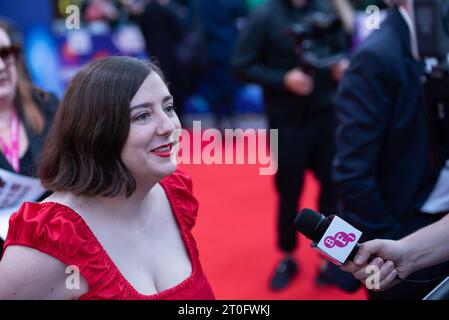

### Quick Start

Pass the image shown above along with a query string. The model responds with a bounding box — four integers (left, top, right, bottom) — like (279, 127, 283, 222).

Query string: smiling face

(121, 71, 181, 182)
(0, 27, 18, 105)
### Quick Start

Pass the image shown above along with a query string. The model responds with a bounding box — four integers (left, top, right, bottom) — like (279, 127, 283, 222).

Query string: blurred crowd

(49, 0, 387, 129)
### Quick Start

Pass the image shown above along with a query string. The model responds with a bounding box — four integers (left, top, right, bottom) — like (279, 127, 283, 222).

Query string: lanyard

(0, 109, 20, 173)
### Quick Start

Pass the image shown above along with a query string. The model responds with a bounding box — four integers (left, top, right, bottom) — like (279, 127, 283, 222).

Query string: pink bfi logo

(324, 231, 356, 248)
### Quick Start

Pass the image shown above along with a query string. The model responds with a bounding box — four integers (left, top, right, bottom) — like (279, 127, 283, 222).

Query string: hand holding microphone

(340, 239, 411, 291)
(295, 208, 449, 292)
(294, 208, 401, 291)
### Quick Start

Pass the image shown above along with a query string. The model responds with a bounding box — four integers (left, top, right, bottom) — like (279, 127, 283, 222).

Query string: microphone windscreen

(294, 208, 324, 242)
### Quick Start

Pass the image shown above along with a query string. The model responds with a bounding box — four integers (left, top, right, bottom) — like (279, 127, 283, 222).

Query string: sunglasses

(0, 44, 20, 63)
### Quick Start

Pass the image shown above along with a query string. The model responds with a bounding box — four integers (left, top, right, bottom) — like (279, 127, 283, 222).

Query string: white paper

(0, 205, 20, 241)
(0, 168, 47, 240)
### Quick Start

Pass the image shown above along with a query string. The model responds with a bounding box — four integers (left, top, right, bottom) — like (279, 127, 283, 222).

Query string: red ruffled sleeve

(3, 202, 124, 300)
(4, 202, 96, 263)
(160, 169, 199, 231)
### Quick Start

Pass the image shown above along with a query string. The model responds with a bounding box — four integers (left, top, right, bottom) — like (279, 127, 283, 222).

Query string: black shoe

(269, 258, 298, 291)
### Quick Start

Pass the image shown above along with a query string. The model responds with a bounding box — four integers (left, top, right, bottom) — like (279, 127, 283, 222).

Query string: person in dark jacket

(231, 0, 349, 290)
(0, 20, 58, 257)
(333, 1, 449, 299)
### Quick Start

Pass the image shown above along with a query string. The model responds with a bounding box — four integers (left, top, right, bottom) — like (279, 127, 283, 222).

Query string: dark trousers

(269, 110, 338, 253)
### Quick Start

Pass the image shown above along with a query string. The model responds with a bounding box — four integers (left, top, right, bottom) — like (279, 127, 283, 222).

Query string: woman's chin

(163, 162, 178, 176)
(152, 162, 178, 179)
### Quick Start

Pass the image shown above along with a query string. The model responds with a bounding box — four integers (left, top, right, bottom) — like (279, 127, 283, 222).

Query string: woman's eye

(135, 112, 151, 121)
(165, 105, 176, 114)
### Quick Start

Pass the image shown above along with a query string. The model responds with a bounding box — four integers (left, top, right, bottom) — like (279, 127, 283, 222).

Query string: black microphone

(294, 208, 362, 264)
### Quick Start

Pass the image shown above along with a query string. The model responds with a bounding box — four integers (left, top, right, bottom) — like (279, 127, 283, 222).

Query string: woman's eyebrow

(130, 102, 152, 111)
(130, 95, 173, 111)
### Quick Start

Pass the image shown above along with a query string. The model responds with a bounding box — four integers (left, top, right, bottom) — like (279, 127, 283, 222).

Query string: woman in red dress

(0, 56, 215, 300)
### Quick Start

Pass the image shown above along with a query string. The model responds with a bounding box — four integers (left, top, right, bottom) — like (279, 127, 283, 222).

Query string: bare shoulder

(0, 245, 88, 300)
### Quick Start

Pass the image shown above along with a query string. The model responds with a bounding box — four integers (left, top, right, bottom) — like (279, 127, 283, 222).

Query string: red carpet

(177, 131, 367, 299)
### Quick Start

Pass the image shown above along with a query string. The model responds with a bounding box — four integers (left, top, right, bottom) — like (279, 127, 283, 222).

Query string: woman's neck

(92, 180, 158, 214)
(47, 178, 160, 227)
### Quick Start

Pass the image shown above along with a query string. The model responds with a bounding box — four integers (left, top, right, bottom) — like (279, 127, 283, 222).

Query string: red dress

(3, 170, 215, 300)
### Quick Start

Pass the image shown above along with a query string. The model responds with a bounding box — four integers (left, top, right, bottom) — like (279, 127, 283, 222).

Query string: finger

(364, 261, 395, 291)
(341, 261, 362, 273)
(354, 240, 387, 265)
(374, 269, 399, 292)
(378, 260, 395, 282)
(353, 257, 384, 281)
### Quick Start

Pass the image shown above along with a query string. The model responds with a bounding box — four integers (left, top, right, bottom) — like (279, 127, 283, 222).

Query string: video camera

(285, 11, 347, 74)
(414, 0, 449, 167)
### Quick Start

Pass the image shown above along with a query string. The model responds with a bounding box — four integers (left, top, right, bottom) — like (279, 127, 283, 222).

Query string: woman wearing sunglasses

(0, 21, 59, 256)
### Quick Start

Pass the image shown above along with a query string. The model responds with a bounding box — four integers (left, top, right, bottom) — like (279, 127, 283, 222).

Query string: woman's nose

(156, 113, 176, 136)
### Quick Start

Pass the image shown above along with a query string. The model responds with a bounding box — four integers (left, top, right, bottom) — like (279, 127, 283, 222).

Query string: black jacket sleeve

(333, 49, 403, 241)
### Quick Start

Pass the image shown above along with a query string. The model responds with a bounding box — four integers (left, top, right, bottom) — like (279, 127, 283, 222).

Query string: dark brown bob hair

(39, 56, 165, 197)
